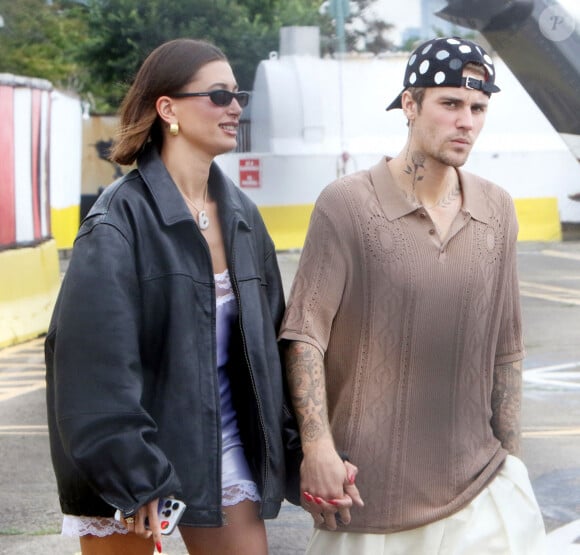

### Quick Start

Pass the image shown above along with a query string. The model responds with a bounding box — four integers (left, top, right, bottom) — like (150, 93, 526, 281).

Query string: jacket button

(429, 229, 435, 235)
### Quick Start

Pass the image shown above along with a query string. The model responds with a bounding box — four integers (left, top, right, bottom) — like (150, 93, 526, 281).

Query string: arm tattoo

(285, 341, 330, 444)
(490, 361, 522, 456)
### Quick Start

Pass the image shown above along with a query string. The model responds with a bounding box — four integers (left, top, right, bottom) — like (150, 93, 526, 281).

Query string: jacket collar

(369, 156, 491, 225)
(136, 143, 250, 229)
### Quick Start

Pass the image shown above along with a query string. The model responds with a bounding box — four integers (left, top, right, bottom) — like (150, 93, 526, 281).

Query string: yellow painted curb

(514, 197, 562, 242)
(51, 205, 80, 250)
(258, 204, 314, 251)
(259, 198, 563, 249)
(0, 240, 60, 348)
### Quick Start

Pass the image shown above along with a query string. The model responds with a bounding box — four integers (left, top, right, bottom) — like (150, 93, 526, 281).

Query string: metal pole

(335, 0, 347, 174)
(336, 0, 346, 54)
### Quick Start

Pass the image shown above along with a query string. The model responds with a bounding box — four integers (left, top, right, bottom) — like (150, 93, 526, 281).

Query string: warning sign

(239, 158, 260, 188)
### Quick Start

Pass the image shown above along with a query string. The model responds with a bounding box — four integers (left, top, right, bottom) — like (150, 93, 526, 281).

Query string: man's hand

(343, 460, 364, 509)
(285, 341, 364, 528)
(300, 444, 364, 530)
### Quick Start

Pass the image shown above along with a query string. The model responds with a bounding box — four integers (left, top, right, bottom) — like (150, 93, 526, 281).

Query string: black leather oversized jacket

(45, 144, 300, 526)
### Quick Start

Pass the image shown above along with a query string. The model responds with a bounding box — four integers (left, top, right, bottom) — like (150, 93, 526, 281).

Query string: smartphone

(114, 497, 186, 536)
(150, 497, 186, 535)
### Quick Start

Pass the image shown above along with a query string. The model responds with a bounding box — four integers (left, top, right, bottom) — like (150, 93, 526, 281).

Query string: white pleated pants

(307, 455, 546, 555)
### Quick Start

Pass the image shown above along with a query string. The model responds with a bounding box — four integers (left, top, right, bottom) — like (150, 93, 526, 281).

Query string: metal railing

(235, 119, 251, 152)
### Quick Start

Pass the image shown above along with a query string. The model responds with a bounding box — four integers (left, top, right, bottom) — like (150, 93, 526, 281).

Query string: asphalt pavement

(0, 242, 579, 555)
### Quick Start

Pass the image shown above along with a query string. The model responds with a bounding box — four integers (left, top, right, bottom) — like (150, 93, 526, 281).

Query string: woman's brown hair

(110, 38, 227, 166)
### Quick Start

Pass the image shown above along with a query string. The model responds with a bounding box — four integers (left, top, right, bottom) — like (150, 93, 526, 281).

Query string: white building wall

(238, 53, 580, 224)
(50, 90, 82, 210)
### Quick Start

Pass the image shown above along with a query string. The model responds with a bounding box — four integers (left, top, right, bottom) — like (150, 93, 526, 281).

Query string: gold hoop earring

(169, 122, 179, 136)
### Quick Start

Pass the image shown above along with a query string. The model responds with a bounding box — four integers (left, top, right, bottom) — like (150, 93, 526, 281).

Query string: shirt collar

(457, 168, 491, 225)
(369, 157, 491, 225)
(369, 157, 416, 221)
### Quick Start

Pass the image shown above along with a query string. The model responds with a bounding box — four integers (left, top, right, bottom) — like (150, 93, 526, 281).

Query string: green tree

(80, 0, 332, 113)
(0, 0, 87, 89)
(352, 0, 395, 53)
(323, 0, 395, 54)
(0, 0, 394, 113)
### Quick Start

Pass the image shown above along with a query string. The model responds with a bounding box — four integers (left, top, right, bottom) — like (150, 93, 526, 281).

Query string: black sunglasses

(171, 89, 250, 108)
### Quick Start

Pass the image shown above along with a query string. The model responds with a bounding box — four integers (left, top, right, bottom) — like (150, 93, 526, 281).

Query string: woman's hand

(123, 498, 163, 553)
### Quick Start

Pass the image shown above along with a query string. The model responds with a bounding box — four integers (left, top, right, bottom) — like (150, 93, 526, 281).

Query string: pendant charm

(198, 210, 209, 230)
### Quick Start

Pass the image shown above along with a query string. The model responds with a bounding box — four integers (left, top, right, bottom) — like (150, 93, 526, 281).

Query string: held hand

(300, 444, 361, 530)
(123, 499, 163, 553)
(301, 459, 365, 530)
(343, 460, 364, 509)
(300, 441, 348, 502)
(302, 490, 354, 530)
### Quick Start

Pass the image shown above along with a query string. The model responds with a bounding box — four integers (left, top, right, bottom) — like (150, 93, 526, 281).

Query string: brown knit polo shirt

(279, 157, 524, 533)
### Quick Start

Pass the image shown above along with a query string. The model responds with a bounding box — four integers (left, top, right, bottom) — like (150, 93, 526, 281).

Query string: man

(279, 37, 546, 554)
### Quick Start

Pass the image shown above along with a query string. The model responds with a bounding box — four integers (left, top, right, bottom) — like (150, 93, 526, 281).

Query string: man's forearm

(284, 341, 332, 445)
(491, 360, 522, 456)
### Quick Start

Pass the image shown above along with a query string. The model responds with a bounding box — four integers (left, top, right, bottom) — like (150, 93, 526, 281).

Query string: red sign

(239, 158, 260, 188)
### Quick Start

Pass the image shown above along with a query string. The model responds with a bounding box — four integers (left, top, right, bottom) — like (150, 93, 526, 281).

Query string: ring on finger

(125, 516, 135, 525)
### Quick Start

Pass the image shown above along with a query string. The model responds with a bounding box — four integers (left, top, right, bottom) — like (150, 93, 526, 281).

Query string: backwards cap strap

(461, 76, 495, 95)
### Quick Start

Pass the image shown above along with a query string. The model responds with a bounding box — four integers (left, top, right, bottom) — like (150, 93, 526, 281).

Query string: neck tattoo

(403, 151, 426, 190)
(422, 181, 461, 209)
(402, 150, 460, 209)
(182, 186, 210, 230)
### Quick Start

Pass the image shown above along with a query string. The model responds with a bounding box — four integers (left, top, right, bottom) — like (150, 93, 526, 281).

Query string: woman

(45, 38, 298, 555)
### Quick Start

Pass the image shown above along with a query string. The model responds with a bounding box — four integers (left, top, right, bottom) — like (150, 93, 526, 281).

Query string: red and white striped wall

(0, 74, 52, 249)
(0, 74, 61, 348)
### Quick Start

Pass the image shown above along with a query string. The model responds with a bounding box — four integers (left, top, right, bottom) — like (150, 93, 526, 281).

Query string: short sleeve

(279, 185, 351, 355)
(495, 198, 525, 365)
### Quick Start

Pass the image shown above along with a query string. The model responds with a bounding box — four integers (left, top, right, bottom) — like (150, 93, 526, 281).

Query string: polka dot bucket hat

(386, 37, 500, 110)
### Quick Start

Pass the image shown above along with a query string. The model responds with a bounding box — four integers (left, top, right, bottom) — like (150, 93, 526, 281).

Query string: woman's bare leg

(179, 500, 268, 555)
(80, 533, 155, 555)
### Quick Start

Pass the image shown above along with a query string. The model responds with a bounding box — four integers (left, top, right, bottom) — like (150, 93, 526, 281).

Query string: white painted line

(519, 291, 580, 306)
(0, 425, 48, 431)
(519, 280, 580, 306)
(0, 338, 44, 355)
(0, 364, 45, 369)
(523, 427, 580, 438)
(0, 380, 46, 386)
(0, 431, 49, 436)
(526, 371, 580, 379)
(0, 382, 46, 402)
(524, 377, 580, 389)
(525, 362, 580, 374)
(0, 371, 46, 378)
(520, 280, 580, 295)
(542, 249, 580, 262)
(553, 275, 580, 281)
(524, 362, 580, 389)
(520, 281, 580, 306)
